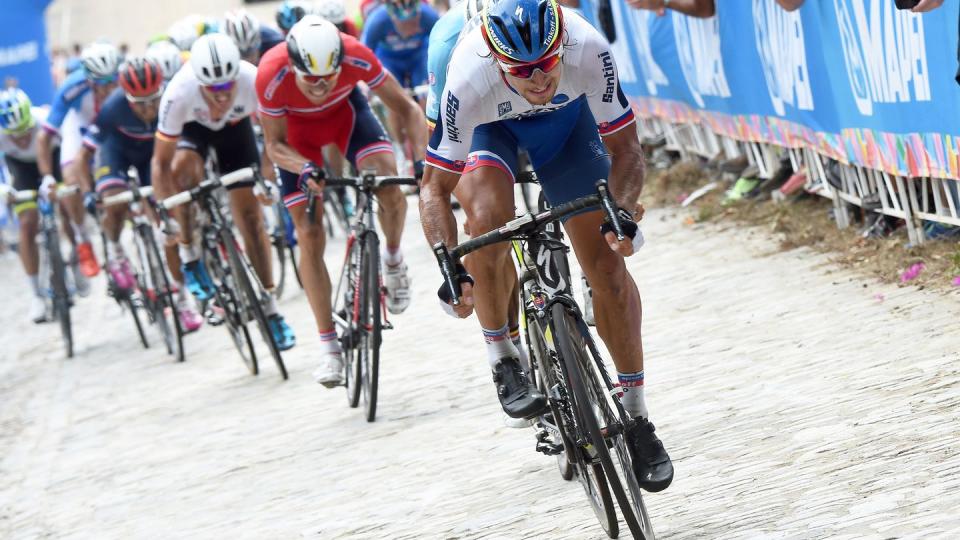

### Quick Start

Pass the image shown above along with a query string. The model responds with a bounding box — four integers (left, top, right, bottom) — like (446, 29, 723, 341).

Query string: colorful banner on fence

(577, 0, 960, 179)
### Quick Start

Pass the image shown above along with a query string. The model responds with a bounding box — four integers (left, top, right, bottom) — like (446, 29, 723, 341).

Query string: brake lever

(596, 180, 625, 241)
(306, 189, 317, 225)
(432, 242, 462, 306)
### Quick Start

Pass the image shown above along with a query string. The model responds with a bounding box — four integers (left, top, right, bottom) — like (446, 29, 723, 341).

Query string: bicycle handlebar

(306, 172, 417, 224)
(434, 179, 625, 305)
(0, 183, 77, 203)
(102, 186, 154, 207)
(160, 167, 256, 210)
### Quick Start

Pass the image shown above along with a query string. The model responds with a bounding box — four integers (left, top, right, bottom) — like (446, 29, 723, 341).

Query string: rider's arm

(74, 145, 96, 193)
(259, 113, 309, 174)
(373, 73, 428, 161)
(419, 166, 460, 248)
(602, 125, 645, 214)
(36, 129, 57, 178)
(150, 136, 178, 197)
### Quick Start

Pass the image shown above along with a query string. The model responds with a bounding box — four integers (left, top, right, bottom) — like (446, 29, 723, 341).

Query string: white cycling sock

(383, 246, 403, 267)
(27, 274, 42, 298)
(509, 325, 530, 371)
(71, 221, 88, 244)
(178, 243, 201, 264)
(618, 371, 648, 419)
(483, 324, 520, 370)
(107, 240, 123, 260)
(263, 292, 279, 316)
(319, 328, 340, 353)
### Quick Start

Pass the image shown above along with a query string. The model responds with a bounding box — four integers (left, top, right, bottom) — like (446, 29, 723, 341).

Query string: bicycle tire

(223, 229, 288, 380)
(206, 236, 258, 375)
(553, 303, 654, 540)
(47, 229, 73, 358)
(360, 232, 381, 422)
(271, 203, 288, 299)
(341, 235, 363, 408)
(141, 227, 184, 362)
(125, 294, 150, 349)
(526, 317, 576, 482)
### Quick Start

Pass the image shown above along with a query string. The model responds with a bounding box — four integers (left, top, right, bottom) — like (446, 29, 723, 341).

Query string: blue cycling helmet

(0, 88, 34, 134)
(481, 0, 563, 64)
(277, 1, 311, 33)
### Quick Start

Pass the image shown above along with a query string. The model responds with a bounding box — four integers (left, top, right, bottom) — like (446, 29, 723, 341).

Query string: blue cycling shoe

(268, 314, 296, 351)
(181, 260, 216, 302)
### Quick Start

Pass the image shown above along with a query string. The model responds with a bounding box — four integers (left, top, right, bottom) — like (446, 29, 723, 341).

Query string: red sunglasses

(499, 52, 564, 79)
(204, 80, 236, 93)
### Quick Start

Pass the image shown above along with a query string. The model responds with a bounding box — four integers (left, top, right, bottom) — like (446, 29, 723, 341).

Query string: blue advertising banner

(0, 0, 54, 105)
(577, 0, 960, 179)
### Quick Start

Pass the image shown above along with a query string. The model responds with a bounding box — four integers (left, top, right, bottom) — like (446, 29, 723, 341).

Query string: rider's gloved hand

(600, 207, 644, 256)
(413, 159, 426, 181)
(39, 174, 57, 200)
(297, 161, 324, 193)
(254, 180, 280, 205)
(437, 262, 475, 318)
(83, 191, 99, 216)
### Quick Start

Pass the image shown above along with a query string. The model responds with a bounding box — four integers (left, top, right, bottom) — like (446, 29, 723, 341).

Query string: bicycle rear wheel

(207, 239, 258, 375)
(47, 229, 73, 358)
(359, 232, 381, 422)
(223, 229, 288, 380)
(553, 303, 655, 540)
(271, 202, 288, 299)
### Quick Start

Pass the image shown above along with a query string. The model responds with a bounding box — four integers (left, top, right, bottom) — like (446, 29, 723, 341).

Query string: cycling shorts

(177, 117, 259, 190)
(464, 96, 610, 219)
(380, 54, 428, 91)
(278, 88, 394, 208)
(93, 139, 153, 194)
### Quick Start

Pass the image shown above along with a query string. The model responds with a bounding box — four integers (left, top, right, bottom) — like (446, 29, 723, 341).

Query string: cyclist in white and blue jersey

(36, 42, 122, 289)
(420, 0, 673, 493)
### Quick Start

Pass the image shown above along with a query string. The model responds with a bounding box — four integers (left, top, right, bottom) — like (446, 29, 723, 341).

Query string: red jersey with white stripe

(256, 34, 387, 120)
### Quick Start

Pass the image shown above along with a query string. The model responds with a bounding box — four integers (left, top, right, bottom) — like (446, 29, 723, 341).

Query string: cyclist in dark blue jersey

(77, 57, 204, 332)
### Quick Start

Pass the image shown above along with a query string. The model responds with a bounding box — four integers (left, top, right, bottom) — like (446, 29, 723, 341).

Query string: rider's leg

(17, 207, 40, 285)
(288, 202, 333, 332)
(169, 149, 203, 267)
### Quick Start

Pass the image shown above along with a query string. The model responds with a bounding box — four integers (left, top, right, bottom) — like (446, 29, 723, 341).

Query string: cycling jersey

(260, 26, 285, 57)
(425, 3, 476, 125)
(43, 69, 101, 165)
(0, 107, 48, 162)
(257, 34, 387, 121)
(361, 4, 438, 88)
(83, 89, 157, 193)
(360, 0, 383, 21)
(157, 61, 259, 138)
(426, 8, 634, 174)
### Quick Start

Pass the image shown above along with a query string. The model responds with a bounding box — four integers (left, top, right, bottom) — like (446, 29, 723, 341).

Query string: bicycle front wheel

(141, 227, 184, 362)
(47, 230, 73, 358)
(552, 303, 655, 540)
(359, 232, 381, 422)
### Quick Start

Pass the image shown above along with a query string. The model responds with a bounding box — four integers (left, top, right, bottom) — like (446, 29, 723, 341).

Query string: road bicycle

(307, 170, 418, 422)
(161, 167, 288, 379)
(101, 185, 185, 362)
(434, 181, 657, 539)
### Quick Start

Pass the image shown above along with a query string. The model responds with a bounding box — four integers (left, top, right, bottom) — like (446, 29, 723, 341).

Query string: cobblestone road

(1, 206, 959, 539)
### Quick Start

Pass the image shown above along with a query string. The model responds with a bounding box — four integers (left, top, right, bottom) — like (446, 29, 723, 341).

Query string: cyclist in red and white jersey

(257, 15, 427, 387)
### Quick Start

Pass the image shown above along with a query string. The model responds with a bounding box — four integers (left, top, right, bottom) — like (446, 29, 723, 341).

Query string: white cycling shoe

(384, 262, 411, 315)
(30, 296, 49, 324)
(312, 351, 345, 388)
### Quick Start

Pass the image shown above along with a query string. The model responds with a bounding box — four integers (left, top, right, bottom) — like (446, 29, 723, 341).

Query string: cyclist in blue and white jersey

(0, 89, 61, 322)
(424, 0, 484, 129)
(362, 0, 438, 93)
(76, 57, 205, 333)
(222, 10, 286, 66)
(36, 42, 121, 290)
(419, 0, 673, 492)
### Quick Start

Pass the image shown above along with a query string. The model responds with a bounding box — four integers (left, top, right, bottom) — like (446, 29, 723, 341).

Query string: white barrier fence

(641, 115, 960, 246)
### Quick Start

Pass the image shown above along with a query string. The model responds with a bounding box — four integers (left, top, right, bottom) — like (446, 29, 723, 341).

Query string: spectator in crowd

(627, 0, 715, 17)
(775, 0, 803, 10)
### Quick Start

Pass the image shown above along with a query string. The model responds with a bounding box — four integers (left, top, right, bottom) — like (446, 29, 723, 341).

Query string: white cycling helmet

(146, 40, 183, 80)
(464, 0, 485, 22)
(80, 42, 121, 79)
(168, 14, 212, 51)
(190, 33, 242, 85)
(285, 15, 343, 77)
(223, 10, 262, 55)
(315, 0, 347, 25)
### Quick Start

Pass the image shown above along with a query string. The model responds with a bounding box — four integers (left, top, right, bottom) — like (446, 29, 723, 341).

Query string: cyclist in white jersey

(420, 0, 673, 492)
(0, 90, 59, 322)
(151, 34, 296, 350)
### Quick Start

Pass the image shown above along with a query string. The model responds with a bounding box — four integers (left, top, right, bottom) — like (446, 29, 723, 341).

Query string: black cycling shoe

(627, 417, 674, 493)
(493, 357, 548, 419)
